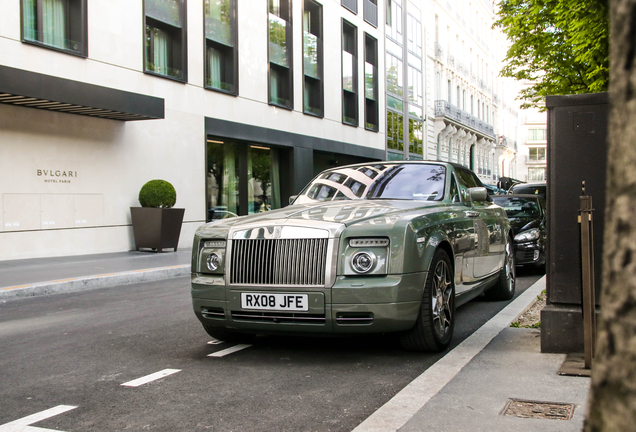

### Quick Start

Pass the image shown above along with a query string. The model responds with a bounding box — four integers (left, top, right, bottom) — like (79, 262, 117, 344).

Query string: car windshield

(493, 197, 540, 218)
(294, 164, 447, 204)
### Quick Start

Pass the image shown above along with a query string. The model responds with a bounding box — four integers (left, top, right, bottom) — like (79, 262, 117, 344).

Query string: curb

(0, 265, 190, 301)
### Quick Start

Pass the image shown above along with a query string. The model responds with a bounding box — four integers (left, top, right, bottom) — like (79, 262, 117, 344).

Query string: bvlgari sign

(37, 169, 78, 184)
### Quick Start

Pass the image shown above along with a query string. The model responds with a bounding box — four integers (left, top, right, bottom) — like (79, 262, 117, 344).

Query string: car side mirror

(289, 195, 297, 205)
(467, 187, 488, 203)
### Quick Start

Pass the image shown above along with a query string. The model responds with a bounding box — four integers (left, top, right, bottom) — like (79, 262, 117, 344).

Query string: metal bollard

(578, 181, 597, 369)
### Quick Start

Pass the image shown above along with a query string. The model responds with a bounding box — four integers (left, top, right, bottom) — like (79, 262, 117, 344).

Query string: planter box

(130, 207, 185, 252)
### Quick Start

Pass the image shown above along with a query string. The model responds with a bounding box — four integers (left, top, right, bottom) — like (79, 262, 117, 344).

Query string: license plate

(241, 293, 308, 311)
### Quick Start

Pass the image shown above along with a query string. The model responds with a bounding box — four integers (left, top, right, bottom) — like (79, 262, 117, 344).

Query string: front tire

(485, 235, 516, 300)
(400, 249, 455, 352)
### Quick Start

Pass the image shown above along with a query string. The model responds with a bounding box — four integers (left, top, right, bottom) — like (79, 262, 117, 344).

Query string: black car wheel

(400, 249, 455, 352)
(485, 236, 516, 300)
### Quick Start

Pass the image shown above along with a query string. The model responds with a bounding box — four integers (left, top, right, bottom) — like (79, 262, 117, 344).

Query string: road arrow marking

(0, 405, 76, 431)
(121, 369, 181, 387)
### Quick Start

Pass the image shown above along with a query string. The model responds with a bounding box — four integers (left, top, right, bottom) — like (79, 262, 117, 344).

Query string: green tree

(494, 0, 609, 109)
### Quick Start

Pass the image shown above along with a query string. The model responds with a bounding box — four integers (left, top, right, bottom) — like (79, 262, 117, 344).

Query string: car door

(468, 171, 504, 277)
(447, 172, 477, 294)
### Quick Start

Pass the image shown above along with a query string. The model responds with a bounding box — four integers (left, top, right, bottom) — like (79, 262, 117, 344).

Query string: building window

(409, 112, 423, 158)
(268, 0, 293, 109)
(387, 96, 403, 155)
(386, 0, 402, 41)
(528, 128, 547, 141)
(303, 0, 323, 117)
(342, 20, 358, 126)
(528, 167, 546, 181)
(364, 33, 378, 131)
(529, 147, 546, 161)
(408, 66, 422, 106)
(204, 0, 237, 94)
(364, 0, 378, 27)
(144, 0, 187, 81)
(387, 54, 403, 97)
(206, 139, 281, 219)
(21, 0, 87, 57)
(342, 0, 357, 14)
(406, 11, 422, 57)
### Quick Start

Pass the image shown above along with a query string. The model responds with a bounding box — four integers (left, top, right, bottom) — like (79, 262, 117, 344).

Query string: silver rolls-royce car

(191, 162, 515, 352)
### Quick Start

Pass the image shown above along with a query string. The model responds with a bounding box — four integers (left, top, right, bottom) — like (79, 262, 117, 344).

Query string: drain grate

(501, 399, 575, 420)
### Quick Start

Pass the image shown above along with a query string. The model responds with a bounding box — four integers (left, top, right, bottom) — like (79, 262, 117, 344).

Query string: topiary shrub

(138, 180, 177, 208)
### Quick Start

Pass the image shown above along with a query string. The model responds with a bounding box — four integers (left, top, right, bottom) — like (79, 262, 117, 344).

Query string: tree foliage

(494, 0, 609, 109)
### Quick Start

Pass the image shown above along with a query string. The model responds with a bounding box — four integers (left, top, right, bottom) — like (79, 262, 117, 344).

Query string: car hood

(195, 200, 445, 238)
(508, 216, 541, 234)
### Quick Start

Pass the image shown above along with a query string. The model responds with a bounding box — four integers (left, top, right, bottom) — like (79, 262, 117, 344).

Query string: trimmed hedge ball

(138, 180, 177, 208)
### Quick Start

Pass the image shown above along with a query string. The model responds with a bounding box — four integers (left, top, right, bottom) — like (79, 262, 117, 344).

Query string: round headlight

(351, 251, 376, 274)
(206, 252, 222, 271)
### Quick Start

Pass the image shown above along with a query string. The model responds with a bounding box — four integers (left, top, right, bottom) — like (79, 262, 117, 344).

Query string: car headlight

(351, 251, 377, 274)
(514, 228, 540, 243)
(206, 252, 222, 271)
(199, 240, 226, 274)
(343, 237, 389, 276)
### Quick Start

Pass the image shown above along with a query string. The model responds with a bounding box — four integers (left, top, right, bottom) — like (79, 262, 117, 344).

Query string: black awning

(0, 65, 164, 121)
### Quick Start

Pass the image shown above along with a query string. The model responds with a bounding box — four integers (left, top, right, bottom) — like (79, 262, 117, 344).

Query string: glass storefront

(206, 138, 282, 220)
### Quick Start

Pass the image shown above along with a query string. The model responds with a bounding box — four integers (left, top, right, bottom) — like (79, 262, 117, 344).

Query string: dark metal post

(579, 181, 597, 368)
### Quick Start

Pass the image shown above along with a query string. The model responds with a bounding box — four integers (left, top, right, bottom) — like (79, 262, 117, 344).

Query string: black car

(492, 194, 546, 267)
(509, 182, 546, 199)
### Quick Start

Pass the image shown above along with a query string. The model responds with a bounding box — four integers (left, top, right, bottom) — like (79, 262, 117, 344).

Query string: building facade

(0, 0, 385, 260)
(0, 0, 524, 261)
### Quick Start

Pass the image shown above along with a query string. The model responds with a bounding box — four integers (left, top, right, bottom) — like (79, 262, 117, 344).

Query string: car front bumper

(514, 241, 545, 266)
(191, 272, 427, 335)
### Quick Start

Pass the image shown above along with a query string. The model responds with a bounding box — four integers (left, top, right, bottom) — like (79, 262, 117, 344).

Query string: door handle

(465, 211, 480, 218)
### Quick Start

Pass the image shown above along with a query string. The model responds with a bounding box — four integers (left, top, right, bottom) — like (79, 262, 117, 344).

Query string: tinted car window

(455, 168, 479, 189)
(492, 197, 541, 217)
(511, 184, 546, 198)
(294, 163, 447, 204)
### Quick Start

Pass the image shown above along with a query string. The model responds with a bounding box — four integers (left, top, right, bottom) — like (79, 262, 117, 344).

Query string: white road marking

(208, 344, 252, 357)
(352, 276, 547, 432)
(207, 339, 224, 345)
(121, 369, 181, 387)
(0, 405, 76, 432)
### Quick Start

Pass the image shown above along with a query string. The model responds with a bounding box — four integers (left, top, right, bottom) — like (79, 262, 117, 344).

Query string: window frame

(203, 0, 239, 95)
(143, 0, 188, 83)
(363, 32, 378, 131)
(20, 0, 88, 58)
(267, 0, 294, 110)
(341, 19, 358, 127)
(302, 0, 324, 118)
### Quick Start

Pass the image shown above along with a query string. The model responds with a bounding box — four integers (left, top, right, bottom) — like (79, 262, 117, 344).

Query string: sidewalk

(0, 252, 591, 431)
(0, 249, 191, 301)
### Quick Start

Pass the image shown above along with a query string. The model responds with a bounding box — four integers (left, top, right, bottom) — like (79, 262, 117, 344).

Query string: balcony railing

(434, 100, 494, 138)
(497, 135, 518, 151)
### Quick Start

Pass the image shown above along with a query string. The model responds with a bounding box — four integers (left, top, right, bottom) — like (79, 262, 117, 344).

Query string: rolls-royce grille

(230, 238, 329, 286)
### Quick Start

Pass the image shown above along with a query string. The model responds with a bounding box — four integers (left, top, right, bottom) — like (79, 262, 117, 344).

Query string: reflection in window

(321, 172, 347, 184)
(269, 0, 293, 108)
(409, 118, 423, 156)
(386, 54, 403, 96)
(303, 0, 323, 116)
(342, 20, 358, 126)
(248, 146, 281, 214)
(387, 110, 403, 152)
(307, 183, 338, 201)
(22, 0, 87, 56)
(206, 140, 239, 220)
(205, 0, 237, 94)
(364, 33, 379, 131)
(366, 165, 446, 201)
(145, 0, 186, 81)
(529, 147, 546, 161)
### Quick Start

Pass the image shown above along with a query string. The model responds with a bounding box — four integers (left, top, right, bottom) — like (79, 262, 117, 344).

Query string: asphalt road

(0, 268, 544, 432)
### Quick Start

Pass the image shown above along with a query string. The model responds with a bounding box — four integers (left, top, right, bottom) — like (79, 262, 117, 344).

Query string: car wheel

(399, 249, 455, 352)
(202, 324, 256, 343)
(485, 235, 516, 300)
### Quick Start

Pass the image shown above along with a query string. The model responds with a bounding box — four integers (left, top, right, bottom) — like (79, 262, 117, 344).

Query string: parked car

(491, 194, 546, 268)
(191, 162, 515, 352)
(509, 181, 546, 199)
(483, 183, 506, 195)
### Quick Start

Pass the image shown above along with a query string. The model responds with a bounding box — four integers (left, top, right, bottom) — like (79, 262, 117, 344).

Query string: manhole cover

(501, 399, 575, 420)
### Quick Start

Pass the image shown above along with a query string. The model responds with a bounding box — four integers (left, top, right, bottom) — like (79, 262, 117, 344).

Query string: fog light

(206, 253, 222, 271)
(533, 250, 540, 261)
(351, 251, 376, 274)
